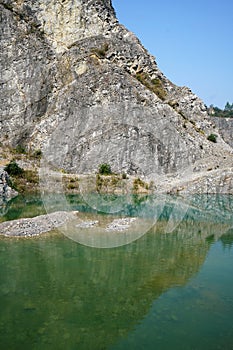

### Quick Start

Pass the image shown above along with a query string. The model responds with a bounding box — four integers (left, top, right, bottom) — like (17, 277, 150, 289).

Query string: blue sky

(112, 0, 233, 109)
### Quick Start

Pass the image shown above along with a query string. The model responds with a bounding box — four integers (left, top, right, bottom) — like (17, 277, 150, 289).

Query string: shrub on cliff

(98, 163, 112, 175)
(4, 160, 24, 176)
(207, 134, 217, 143)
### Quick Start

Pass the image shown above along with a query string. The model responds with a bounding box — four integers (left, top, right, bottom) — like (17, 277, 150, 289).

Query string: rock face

(0, 167, 18, 200)
(212, 117, 233, 148)
(1, 0, 233, 192)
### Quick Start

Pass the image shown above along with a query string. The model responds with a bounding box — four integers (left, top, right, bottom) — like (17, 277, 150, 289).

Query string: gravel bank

(0, 211, 78, 237)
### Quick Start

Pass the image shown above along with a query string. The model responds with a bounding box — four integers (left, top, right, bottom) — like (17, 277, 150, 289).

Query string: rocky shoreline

(0, 211, 139, 238)
(0, 211, 78, 237)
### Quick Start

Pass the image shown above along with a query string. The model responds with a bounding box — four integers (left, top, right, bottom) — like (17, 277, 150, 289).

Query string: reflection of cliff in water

(220, 228, 233, 249)
(1, 193, 233, 226)
(0, 194, 232, 348)
(0, 195, 46, 222)
(0, 221, 217, 350)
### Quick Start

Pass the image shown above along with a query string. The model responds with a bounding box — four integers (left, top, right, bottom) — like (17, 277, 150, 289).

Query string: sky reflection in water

(0, 194, 233, 349)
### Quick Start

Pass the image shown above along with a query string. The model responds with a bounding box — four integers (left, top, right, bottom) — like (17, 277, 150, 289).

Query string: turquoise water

(0, 195, 233, 349)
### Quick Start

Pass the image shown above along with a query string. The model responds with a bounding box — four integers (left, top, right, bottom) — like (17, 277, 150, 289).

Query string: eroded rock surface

(1, 0, 232, 192)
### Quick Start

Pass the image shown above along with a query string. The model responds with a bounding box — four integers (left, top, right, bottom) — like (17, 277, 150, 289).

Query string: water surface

(0, 194, 233, 349)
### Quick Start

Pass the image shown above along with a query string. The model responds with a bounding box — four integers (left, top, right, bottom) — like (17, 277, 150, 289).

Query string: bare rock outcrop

(0, 211, 77, 237)
(1, 0, 232, 192)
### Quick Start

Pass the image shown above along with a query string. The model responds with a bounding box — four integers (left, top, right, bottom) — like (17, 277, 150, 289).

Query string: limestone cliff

(212, 117, 233, 148)
(1, 0, 232, 193)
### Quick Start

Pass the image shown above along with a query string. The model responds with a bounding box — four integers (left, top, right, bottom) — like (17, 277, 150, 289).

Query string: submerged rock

(76, 220, 99, 229)
(106, 217, 137, 232)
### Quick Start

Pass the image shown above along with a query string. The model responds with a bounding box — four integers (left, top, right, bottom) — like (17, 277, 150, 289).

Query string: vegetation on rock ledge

(136, 72, 167, 101)
(98, 163, 112, 175)
(208, 102, 233, 118)
(207, 134, 218, 143)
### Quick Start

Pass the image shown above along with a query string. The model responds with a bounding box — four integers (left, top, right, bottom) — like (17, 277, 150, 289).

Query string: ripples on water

(0, 194, 233, 349)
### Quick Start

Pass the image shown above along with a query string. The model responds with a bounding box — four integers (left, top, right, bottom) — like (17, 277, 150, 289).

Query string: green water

(0, 195, 233, 349)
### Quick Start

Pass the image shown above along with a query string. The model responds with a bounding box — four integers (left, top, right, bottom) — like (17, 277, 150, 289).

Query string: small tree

(224, 102, 233, 111)
(4, 160, 24, 176)
(207, 134, 217, 143)
(98, 163, 112, 175)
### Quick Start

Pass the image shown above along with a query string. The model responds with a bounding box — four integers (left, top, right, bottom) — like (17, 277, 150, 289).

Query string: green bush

(14, 144, 26, 154)
(98, 163, 112, 175)
(7, 169, 39, 193)
(207, 134, 217, 143)
(4, 160, 24, 176)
